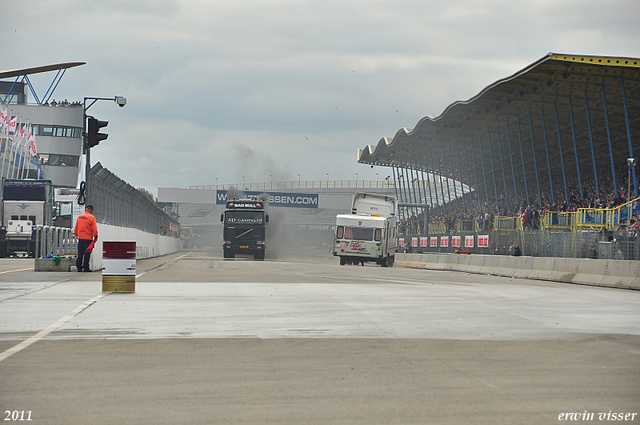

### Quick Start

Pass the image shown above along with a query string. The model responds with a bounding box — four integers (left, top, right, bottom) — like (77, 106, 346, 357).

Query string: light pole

(326, 173, 329, 188)
(270, 174, 273, 189)
(83, 96, 126, 205)
(242, 176, 245, 190)
(215, 177, 218, 189)
(298, 173, 300, 187)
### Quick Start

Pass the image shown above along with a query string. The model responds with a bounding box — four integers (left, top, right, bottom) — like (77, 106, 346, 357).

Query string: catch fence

(402, 229, 639, 261)
(89, 163, 179, 236)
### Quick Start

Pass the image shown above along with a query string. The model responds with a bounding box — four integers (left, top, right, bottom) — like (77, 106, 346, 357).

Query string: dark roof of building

(357, 53, 639, 194)
(0, 62, 85, 79)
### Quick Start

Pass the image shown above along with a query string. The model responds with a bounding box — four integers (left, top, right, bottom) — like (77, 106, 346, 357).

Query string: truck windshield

(225, 211, 264, 225)
(3, 185, 46, 201)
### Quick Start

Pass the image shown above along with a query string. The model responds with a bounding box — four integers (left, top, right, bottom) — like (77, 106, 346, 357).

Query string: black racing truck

(221, 198, 269, 260)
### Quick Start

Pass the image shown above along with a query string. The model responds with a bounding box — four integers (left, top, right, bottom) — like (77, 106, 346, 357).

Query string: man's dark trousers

(76, 239, 93, 272)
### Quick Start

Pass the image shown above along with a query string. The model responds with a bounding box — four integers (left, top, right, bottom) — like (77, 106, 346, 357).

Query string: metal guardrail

(428, 223, 447, 234)
(34, 226, 77, 258)
(494, 216, 520, 231)
(541, 212, 575, 231)
(607, 197, 640, 228)
(456, 220, 478, 233)
(576, 209, 606, 230)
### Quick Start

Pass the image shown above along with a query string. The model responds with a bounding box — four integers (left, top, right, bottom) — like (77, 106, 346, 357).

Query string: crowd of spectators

(42, 99, 83, 107)
(398, 162, 638, 233)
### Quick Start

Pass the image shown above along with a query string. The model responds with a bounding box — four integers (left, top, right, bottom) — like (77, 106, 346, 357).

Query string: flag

(28, 131, 37, 156)
(14, 123, 24, 145)
(9, 116, 16, 133)
(85, 240, 96, 253)
(0, 107, 7, 135)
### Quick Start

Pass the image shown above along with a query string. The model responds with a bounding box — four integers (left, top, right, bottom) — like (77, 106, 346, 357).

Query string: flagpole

(2, 113, 16, 181)
(10, 110, 18, 180)
(25, 122, 31, 179)
(0, 109, 6, 181)
(21, 122, 30, 179)
(1, 106, 10, 182)
(14, 120, 21, 180)
(17, 122, 25, 180)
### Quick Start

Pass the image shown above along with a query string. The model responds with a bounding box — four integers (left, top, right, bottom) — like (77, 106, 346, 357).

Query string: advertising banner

(478, 234, 489, 247)
(420, 236, 428, 247)
(411, 237, 418, 247)
(217, 190, 318, 208)
(430, 237, 438, 247)
(464, 235, 474, 248)
(452, 236, 461, 247)
(440, 236, 449, 247)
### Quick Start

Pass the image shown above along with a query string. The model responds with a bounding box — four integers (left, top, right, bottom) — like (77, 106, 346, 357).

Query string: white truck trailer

(0, 179, 54, 257)
(333, 192, 397, 267)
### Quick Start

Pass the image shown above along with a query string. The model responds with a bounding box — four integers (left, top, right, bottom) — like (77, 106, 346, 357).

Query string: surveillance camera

(628, 158, 637, 167)
(115, 96, 127, 107)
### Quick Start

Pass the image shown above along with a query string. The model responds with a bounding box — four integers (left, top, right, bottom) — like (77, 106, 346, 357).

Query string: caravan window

(374, 229, 382, 242)
(344, 227, 374, 241)
(336, 226, 344, 239)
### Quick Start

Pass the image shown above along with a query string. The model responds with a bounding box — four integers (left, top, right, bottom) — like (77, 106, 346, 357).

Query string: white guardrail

(35, 226, 77, 258)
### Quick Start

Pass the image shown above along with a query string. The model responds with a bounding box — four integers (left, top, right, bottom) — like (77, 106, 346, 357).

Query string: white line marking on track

(135, 252, 189, 279)
(0, 267, 33, 275)
(0, 253, 189, 361)
(0, 292, 109, 363)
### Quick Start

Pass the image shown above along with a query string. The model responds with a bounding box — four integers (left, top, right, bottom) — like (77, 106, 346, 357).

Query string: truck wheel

(254, 251, 265, 260)
(223, 250, 234, 259)
(339, 257, 346, 266)
(388, 255, 394, 267)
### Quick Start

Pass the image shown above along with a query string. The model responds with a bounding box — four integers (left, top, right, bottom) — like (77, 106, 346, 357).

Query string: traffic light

(86, 116, 108, 148)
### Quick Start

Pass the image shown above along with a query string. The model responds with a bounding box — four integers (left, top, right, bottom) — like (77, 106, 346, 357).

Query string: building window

(33, 125, 81, 139)
(39, 154, 80, 167)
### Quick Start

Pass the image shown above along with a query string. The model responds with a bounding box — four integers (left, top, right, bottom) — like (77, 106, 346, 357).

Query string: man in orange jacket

(74, 205, 98, 272)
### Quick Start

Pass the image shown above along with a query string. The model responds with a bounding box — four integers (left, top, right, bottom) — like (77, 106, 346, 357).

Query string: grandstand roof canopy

(0, 62, 85, 79)
(358, 53, 639, 203)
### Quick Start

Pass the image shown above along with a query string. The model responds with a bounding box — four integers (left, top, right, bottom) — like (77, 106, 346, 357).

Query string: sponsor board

(464, 235, 475, 248)
(217, 190, 318, 208)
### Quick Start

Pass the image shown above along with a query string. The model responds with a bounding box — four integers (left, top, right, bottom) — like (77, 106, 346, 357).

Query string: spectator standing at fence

(74, 205, 98, 272)
(512, 244, 522, 257)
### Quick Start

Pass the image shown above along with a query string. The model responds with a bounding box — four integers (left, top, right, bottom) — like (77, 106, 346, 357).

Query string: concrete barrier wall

(34, 223, 183, 272)
(396, 253, 640, 290)
(85, 223, 183, 271)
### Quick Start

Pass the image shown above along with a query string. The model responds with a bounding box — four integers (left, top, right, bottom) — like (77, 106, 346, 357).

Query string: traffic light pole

(82, 96, 126, 205)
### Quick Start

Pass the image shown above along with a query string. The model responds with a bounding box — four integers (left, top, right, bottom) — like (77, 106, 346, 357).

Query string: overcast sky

(3, 0, 639, 196)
